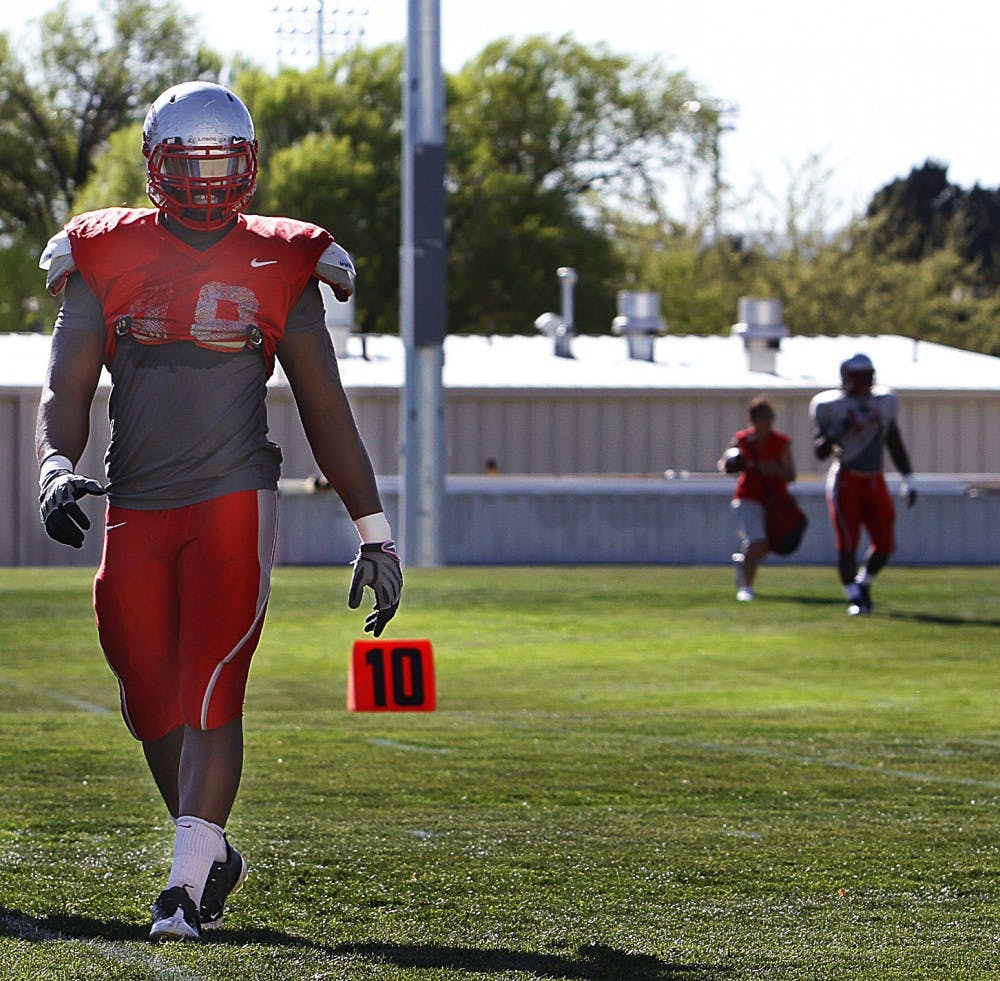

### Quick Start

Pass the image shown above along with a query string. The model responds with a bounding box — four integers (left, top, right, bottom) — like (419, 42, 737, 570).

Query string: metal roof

(3, 331, 998, 392)
(321, 332, 1000, 392)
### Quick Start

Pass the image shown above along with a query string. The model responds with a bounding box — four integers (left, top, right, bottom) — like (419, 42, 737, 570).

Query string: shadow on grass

(1, 907, 724, 979)
(0, 908, 147, 943)
(757, 594, 843, 607)
(882, 609, 1000, 628)
(765, 594, 1000, 627)
(327, 940, 722, 979)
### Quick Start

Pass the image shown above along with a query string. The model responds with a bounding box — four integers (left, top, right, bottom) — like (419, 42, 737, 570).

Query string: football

(721, 447, 746, 474)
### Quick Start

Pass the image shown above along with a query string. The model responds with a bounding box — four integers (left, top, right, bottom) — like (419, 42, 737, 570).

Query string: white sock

(167, 815, 228, 907)
(845, 582, 861, 601)
(854, 571, 871, 586)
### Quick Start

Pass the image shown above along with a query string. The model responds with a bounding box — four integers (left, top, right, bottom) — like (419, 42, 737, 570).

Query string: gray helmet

(142, 81, 258, 230)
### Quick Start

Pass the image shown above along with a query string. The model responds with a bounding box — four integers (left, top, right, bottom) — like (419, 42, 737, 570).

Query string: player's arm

(277, 323, 402, 635)
(36, 242, 103, 465)
(812, 407, 837, 460)
(277, 325, 382, 518)
(35, 294, 108, 547)
(774, 443, 796, 483)
(885, 420, 917, 507)
(36, 327, 103, 466)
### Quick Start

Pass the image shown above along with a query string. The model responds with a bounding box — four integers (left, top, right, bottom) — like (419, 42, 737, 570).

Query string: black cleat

(848, 583, 873, 616)
(857, 583, 873, 612)
(200, 841, 248, 930)
(150, 885, 201, 941)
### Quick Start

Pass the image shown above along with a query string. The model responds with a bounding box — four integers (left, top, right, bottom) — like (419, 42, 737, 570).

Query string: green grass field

(0, 565, 997, 980)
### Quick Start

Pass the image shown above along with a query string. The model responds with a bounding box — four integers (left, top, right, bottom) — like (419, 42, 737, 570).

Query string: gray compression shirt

(54, 272, 327, 509)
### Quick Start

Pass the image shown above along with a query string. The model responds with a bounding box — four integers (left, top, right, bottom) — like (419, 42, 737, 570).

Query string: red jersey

(732, 428, 792, 502)
(65, 208, 333, 375)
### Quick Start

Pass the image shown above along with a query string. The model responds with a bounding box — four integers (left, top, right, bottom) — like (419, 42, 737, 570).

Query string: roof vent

(534, 266, 577, 358)
(612, 290, 666, 362)
(731, 296, 787, 374)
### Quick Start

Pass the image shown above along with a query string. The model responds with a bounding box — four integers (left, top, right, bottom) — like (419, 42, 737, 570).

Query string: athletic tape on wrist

(39, 453, 73, 487)
(354, 511, 392, 543)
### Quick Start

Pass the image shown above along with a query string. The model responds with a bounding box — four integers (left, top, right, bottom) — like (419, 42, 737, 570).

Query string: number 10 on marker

(348, 639, 436, 712)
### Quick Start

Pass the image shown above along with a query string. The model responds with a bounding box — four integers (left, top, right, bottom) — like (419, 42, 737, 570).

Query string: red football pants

(826, 467, 895, 555)
(93, 489, 278, 742)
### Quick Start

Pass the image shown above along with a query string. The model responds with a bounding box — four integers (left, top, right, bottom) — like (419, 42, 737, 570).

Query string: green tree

(860, 161, 1000, 289)
(13, 28, 720, 338)
(236, 38, 715, 335)
(725, 229, 1000, 357)
(71, 124, 147, 214)
(0, 0, 220, 330)
(241, 50, 405, 333)
(620, 222, 767, 335)
(847, 162, 1000, 353)
(447, 35, 716, 333)
(861, 160, 958, 262)
(946, 183, 1000, 286)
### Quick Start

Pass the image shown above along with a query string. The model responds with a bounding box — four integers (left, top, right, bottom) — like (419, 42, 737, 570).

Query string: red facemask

(145, 140, 258, 231)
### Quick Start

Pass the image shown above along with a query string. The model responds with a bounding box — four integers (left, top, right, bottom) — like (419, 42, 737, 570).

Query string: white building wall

(3, 330, 998, 566)
(266, 386, 1000, 480)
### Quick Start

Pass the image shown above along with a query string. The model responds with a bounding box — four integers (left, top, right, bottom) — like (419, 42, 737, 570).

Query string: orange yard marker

(348, 639, 436, 712)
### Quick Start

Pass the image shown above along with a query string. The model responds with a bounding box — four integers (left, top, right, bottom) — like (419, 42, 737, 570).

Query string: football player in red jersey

(717, 398, 797, 601)
(809, 353, 916, 616)
(34, 81, 403, 940)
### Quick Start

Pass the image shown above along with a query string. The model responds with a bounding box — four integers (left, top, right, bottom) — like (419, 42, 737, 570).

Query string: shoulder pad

(808, 389, 840, 416)
(873, 387, 899, 415)
(315, 241, 356, 299)
(39, 230, 77, 295)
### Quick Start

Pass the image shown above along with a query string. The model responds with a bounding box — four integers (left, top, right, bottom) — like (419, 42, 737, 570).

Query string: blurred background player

(35, 80, 403, 940)
(809, 353, 916, 615)
(717, 398, 797, 601)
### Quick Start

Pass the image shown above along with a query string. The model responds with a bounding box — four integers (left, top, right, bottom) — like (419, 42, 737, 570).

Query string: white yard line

(660, 737, 1000, 790)
(0, 675, 110, 714)
(367, 737, 452, 754)
(451, 712, 1000, 790)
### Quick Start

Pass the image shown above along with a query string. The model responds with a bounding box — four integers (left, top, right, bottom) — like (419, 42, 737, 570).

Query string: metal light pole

(399, 0, 446, 566)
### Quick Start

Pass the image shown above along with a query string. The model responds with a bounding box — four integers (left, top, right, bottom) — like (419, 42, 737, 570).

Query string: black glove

(348, 541, 403, 637)
(39, 466, 106, 548)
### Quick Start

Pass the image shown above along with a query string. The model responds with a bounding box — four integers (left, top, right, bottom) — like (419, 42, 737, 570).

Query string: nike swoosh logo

(250, 258, 278, 267)
(105, 522, 128, 531)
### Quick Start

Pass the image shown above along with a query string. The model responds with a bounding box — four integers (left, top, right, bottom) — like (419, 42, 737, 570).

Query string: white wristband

(354, 511, 392, 543)
(40, 453, 74, 487)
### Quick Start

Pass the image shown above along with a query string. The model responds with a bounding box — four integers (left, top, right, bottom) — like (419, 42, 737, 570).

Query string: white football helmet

(142, 81, 258, 230)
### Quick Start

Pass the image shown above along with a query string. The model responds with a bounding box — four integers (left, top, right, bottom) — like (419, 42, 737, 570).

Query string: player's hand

(814, 435, 834, 460)
(900, 478, 917, 509)
(718, 447, 745, 474)
(39, 467, 106, 548)
(348, 541, 403, 637)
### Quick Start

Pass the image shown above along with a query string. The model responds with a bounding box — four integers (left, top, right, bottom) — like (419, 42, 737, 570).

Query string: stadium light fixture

(272, 1, 370, 66)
